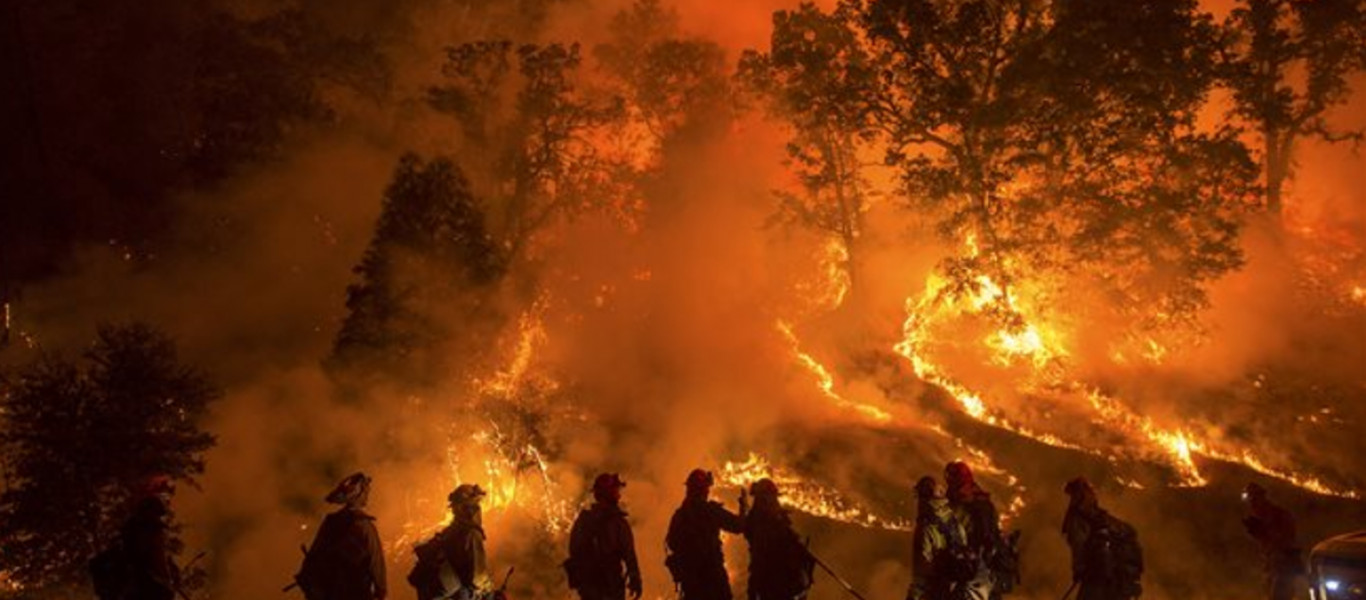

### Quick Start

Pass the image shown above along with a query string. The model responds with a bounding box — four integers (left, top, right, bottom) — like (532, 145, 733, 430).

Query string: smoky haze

(3, 0, 1366, 599)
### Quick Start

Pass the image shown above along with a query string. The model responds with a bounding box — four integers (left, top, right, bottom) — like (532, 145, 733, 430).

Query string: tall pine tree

(328, 154, 504, 389)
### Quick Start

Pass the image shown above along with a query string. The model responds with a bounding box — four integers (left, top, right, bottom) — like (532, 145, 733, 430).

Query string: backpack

(408, 528, 468, 599)
(89, 538, 131, 600)
(1085, 514, 1143, 598)
(1107, 518, 1143, 597)
(408, 533, 447, 589)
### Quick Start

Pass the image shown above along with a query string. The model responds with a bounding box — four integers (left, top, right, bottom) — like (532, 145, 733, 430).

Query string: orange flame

(895, 233, 1360, 498)
(719, 453, 912, 531)
(776, 320, 893, 424)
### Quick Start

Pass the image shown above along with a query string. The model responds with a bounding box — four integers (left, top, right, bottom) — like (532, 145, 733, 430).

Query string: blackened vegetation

(1222, 0, 1366, 220)
(0, 324, 219, 591)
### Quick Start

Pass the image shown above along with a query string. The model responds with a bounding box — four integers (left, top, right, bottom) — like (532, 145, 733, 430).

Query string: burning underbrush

(351, 217, 1365, 600)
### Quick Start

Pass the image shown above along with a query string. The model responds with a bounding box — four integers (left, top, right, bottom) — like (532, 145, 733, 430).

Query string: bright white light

(1325, 580, 1341, 592)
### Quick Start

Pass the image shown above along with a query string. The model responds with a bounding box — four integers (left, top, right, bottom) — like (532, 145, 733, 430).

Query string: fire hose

(494, 566, 515, 598)
(808, 551, 869, 600)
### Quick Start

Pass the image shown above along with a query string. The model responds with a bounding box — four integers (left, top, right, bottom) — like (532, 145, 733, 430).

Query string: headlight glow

(1325, 580, 1341, 592)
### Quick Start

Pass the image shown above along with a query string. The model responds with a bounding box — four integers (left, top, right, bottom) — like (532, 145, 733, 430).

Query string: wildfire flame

(776, 320, 892, 425)
(719, 453, 912, 532)
(398, 299, 576, 551)
(475, 298, 556, 400)
(894, 233, 1361, 498)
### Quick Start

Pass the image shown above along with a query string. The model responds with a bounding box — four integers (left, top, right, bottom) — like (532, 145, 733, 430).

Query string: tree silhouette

(328, 154, 503, 389)
(0, 323, 218, 592)
(1220, 0, 1366, 220)
(596, 0, 732, 144)
(740, 1, 879, 293)
(850, 0, 1256, 328)
(429, 41, 624, 265)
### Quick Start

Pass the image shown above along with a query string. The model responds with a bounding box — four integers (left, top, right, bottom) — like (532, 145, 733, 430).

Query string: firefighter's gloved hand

(629, 576, 643, 599)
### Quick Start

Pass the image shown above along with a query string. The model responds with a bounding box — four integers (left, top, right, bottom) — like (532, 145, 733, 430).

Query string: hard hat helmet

(749, 478, 780, 498)
(449, 483, 487, 506)
(685, 469, 714, 490)
(1064, 477, 1094, 497)
(326, 472, 372, 505)
(914, 476, 938, 498)
(593, 473, 626, 493)
(944, 461, 975, 487)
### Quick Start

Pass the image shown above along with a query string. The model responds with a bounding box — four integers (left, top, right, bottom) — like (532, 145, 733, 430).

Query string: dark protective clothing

(1245, 497, 1302, 600)
(567, 503, 643, 600)
(1062, 506, 1141, 600)
(122, 498, 179, 600)
(744, 502, 813, 600)
(666, 496, 745, 600)
(298, 507, 387, 600)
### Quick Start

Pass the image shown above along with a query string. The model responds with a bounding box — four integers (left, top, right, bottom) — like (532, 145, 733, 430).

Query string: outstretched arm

(712, 503, 745, 534)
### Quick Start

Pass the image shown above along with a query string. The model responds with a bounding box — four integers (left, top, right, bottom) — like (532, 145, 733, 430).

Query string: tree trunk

(1264, 126, 1285, 218)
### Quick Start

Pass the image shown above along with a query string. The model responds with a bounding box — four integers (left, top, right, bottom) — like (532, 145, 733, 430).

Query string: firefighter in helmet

(743, 478, 814, 600)
(665, 469, 746, 600)
(296, 472, 387, 600)
(1062, 477, 1143, 600)
(908, 476, 976, 600)
(566, 473, 643, 600)
(1242, 482, 1302, 600)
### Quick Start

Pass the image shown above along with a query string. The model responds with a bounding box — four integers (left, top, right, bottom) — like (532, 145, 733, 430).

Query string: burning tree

(0, 324, 218, 593)
(1220, 0, 1366, 221)
(848, 0, 1259, 335)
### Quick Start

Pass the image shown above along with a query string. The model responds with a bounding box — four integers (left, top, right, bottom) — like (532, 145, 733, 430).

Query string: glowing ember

(0, 571, 22, 594)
